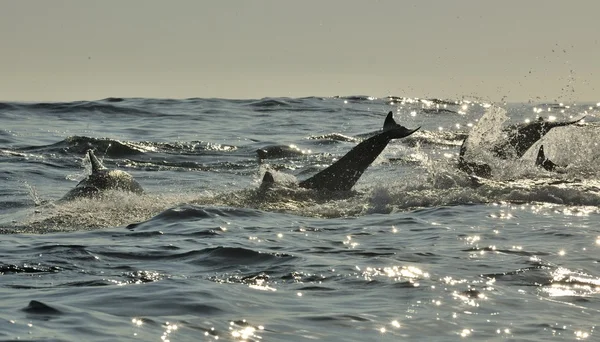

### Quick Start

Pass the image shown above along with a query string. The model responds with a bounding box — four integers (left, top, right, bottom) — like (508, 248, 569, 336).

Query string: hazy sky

(1, 1, 599, 102)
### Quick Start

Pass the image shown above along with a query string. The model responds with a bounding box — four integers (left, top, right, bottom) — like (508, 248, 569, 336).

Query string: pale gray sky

(1, 1, 598, 102)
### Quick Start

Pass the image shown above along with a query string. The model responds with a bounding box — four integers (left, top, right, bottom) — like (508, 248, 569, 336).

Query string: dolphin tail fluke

(388, 126, 421, 140)
(87, 150, 107, 173)
(383, 111, 397, 130)
(382, 111, 420, 139)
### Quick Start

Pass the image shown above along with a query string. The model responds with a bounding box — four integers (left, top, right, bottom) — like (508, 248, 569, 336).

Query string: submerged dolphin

(535, 145, 562, 172)
(256, 144, 308, 161)
(493, 116, 584, 159)
(60, 150, 144, 201)
(262, 112, 419, 191)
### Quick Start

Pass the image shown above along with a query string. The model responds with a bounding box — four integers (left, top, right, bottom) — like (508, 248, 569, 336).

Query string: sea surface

(1, 96, 599, 341)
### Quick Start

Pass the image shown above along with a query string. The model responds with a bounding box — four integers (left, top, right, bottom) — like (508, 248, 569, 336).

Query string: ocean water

(1, 96, 599, 341)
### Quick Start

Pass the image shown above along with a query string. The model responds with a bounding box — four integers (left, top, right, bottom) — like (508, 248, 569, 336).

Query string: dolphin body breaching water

(60, 150, 144, 201)
(458, 116, 584, 177)
(492, 116, 585, 159)
(261, 112, 420, 191)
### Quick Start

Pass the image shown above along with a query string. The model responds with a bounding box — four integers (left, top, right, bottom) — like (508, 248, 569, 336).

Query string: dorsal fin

(87, 150, 107, 173)
(535, 145, 560, 171)
(261, 171, 275, 185)
(535, 145, 547, 167)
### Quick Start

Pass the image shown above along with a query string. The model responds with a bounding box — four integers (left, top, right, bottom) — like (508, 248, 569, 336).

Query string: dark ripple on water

(0, 100, 161, 117)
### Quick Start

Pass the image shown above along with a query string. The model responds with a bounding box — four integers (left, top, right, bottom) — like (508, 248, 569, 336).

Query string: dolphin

(60, 150, 144, 201)
(256, 144, 308, 161)
(493, 116, 584, 159)
(262, 112, 419, 191)
(458, 116, 583, 177)
(535, 145, 561, 172)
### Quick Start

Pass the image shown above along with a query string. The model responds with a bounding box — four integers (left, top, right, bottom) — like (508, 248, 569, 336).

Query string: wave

(0, 98, 195, 118)
(11, 136, 240, 160)
(482, 257, 600, 299)
(247, 98, 291, 108)
(93, 245, 294, 271)
(0, 263, 60, 274)
(3, 100, 158, 116)
(333, 95, 378, 102)
(7, 154, 600, 234)
(245, 97, 338, 113)
(3, 99, 600, 234)
(130, 205, 265, 226)
(14, 136, 146, 157)
(306, 129, 466, 148)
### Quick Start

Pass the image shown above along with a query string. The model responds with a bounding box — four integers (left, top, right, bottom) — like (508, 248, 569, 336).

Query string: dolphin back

(59, 150, 143, 201)
(497, 116, 585, 159)
(60, 186, 101, 202)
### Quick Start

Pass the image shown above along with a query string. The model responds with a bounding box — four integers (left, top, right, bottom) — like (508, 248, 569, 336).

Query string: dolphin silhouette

(494, 116, 584, 159)
(262, 112, 419, 191)
(60, 150, 144, 201)
(458, 116, 583, 177)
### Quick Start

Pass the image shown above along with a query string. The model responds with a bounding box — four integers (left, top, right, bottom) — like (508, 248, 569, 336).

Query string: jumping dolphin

(458, 116, 584, 177)
(493, 116, 584, 159)
(262, 112, 419, 191)
(535, 145, 561, 172)
(60, 150, 144, 201)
